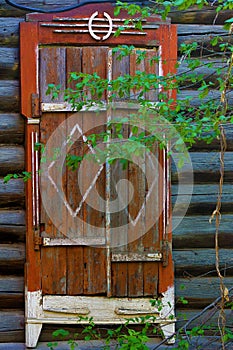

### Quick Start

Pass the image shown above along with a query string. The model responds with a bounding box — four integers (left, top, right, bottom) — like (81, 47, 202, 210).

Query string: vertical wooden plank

(82, 111, 107, 294)
(40, 47, 66, 103)
(82, 47, 108, 294)
(142, 49, 160, 296)
(111, 53, 130, 297)
(127, 160, 145, 297)
(40, 113, 67, 295)
(158, 25, 176, 294)
(25, 123, 41, 292)
(21, 22, 41, 292)
(66, 48, 84, 295)
(145, 48, 159, 101)
(143, 142, 160, 297)
(20, 22, 39, 119)
(126, 51, 147, 297)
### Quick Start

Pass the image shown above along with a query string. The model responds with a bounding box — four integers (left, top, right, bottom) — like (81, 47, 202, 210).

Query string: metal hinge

(31, 93, 41, 118)
(34, 228, 42, 250)
(161, 241, 169, 267)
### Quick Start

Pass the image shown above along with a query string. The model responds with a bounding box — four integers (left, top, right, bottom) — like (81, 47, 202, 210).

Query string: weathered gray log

(176, 308, 233, 329)
(0, 275, 23, 292)
(0, 244, 25, 271)
(0, 225, 25, 242)
(177, 59, 230, 88)
(172, 184, 233, 215)
(0, 18, 23, 47)
(0, 80, 19, 112)
(0, 114, 24, 144)
(0, 276, 24, 309)
(169, 6, 233, 25)
(173, 248, 233, 276)
(0, 145, 24, 175)
(0, 310, 24, 331)
(0, 0, 80, 18)
(0, 293, 23, 309)
(0, 330, 24, 343)
(0, 48, 19, 79)
(176, 276, 233, 308)
(173, 214, 233, 249)
(171, 151, 233, 183)
(0, 210, 25, 242)
(190, 124, 233, 151)
(0, 178, 24, 208)
(0, 210, 25, 226)
(177, 89, 233, 106)
(177, 25, 233, 53)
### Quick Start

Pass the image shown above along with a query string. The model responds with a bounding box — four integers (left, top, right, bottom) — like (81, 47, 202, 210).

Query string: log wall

(0, 0, 232, 343)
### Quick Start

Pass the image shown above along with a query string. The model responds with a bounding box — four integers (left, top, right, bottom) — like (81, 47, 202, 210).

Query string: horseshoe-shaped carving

(88, 11, 113, 41)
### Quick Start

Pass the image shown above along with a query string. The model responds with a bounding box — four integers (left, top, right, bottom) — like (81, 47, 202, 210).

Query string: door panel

(38, 45, 162, 297)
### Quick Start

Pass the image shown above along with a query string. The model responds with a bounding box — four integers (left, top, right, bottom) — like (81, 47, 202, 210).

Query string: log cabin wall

(0, 0, 232, 343)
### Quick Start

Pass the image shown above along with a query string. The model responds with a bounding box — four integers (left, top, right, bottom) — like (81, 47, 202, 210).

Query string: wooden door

(20, 3, 176, 347)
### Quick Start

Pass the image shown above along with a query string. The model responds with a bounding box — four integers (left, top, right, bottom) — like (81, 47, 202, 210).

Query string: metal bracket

(162, 241, 169, 267)
(31, 93, 41, 118)
(34, 228, 42, 250)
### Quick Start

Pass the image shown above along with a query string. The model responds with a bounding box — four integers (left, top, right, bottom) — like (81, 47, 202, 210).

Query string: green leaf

(52, 329, 70, 338)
